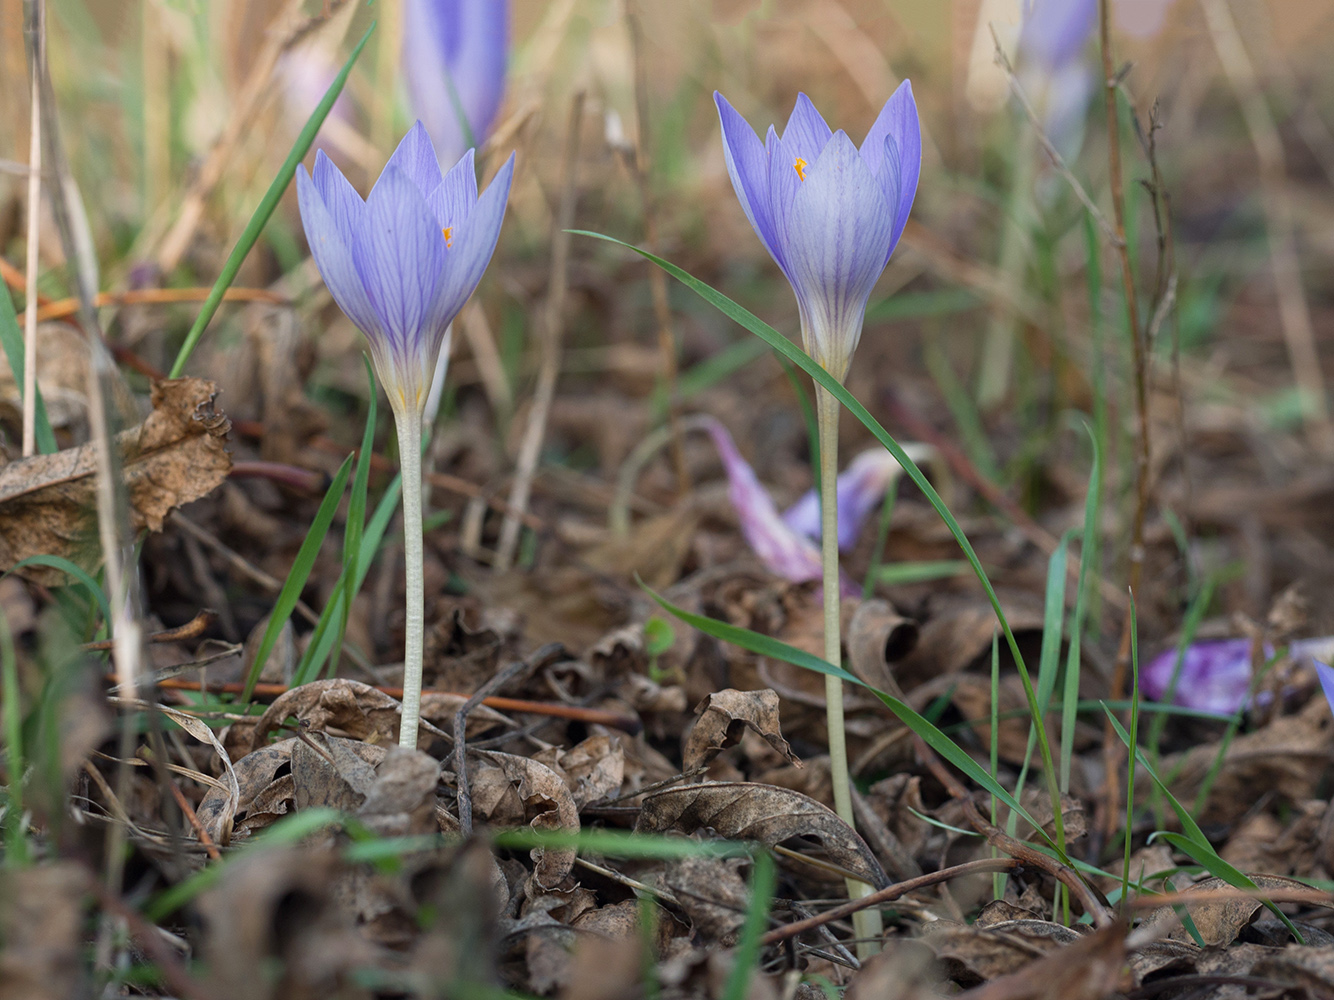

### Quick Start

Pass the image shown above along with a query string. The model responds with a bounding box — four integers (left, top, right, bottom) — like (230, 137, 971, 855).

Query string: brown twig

(453, 643, 567, 835)
(84, 609, 217, 652)
(494, 90, 586, 570)
(762, 858, 1021, 946)
(915, 736, 1115, 928)
(165, 779, 221, 862)
(33, 286, 286, 322)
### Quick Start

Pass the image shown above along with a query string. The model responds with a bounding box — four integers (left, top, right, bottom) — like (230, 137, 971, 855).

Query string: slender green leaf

(493, 827, 752, 860)
(0, 282, 55, 454)
(333, 357, 377, 676)
(168, 23, 376, 377)
(6, 556, 111, 627)
(242, 454, 353, 702)
(723, 850, 776, 1000)
(874, 560, 967, 586)
(0, 607, 27, 865)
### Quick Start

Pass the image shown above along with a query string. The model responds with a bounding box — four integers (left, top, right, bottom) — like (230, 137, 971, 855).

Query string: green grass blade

(241, 454, 354, 702)
(0, 281, 56, 454)
(0, 607, 27, 865)
(642, 580, 1061, 854)
(7, 556, 112, 628)
(581, 230, 1066, 854)
(874, 560, 968, 586)
(167, 22, 376, 377)
(723, 850, 776, 1000)
(332, 356, 378, 676)
(1122, 594, 1140, 911)
(493, 827, 753, 860)
(1062, 422, 1102, 792)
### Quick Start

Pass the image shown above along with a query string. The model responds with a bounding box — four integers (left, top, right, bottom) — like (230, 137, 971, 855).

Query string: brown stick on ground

(914, 736, 1114, 928)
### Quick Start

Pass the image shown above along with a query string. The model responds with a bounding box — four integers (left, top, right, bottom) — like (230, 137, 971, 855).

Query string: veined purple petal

(1141, 634, 1334, 716)
(427, 148, 480, 231)
(859, 80, 921, 258)
(1317, 661, 1334, 717)
(403, 0, 509, 166)
(785, 131, 895, 380)
(781, 93, 834, 167)
(1020, 0, 1096, 71)
(377, 120, 445, 198)
(783, 447, 914, 550)
(312, 150, 366, 248)
(703, 418, 857, 596)
(715, 93, 783, 269)
(296, 165, 383, 344)
(430, 153, 515, 332)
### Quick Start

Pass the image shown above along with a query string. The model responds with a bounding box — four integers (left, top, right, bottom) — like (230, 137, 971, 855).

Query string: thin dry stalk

(457, 298, 514, 416)
(20, 0, 40, 457)
(493, 90, 586, 571)
(1198, 0, 1333, 455)
(626, 6, 689, 495)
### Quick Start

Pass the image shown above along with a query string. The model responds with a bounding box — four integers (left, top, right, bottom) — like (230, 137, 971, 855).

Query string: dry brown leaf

(847, 598, 918, 698)
(248, 678, 406, 751)
(682, 688, 800, 773)
(534, 734, 626, 808)
(0, 378, 231, 585)
(953, 920, 1129, 1000)
(357, 745, 440, 836)
(662, 855, 751, 944)
(635, 781, 888, 889)
(559, 929, 647, 1000)
(1146, 873, 1334, 946)
(922, 921, 1077, 985)
(293, 732, 379, 812)
(0, 863, 90, 1000)
(484, 751, 581, 890)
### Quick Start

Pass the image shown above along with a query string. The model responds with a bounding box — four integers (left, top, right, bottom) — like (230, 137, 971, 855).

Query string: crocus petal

(431, 153, 515, 330)
(784, 131, 895, 379)
(715, 92, 783, 268)
(403, 0, 509, 166)
(1317, 662, 1334, 717)
(377, 120, 445, 198)
(349, 165, 450, 408)
(296, 165, 384, 344)
(859, 80, 921, 256)
(312, 150, 366, 248)
(780, 93, 834, 167)
(1140, 639, 1256, 716)
(1020, 0, 1096, 70)
(427, 148, 480, 231)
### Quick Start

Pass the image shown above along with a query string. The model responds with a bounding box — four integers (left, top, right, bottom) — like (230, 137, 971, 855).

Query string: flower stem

(395, 406, 425, 749)
(815, 385, 882, 957)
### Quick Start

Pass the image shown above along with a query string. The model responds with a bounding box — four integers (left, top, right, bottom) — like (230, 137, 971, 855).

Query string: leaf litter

(3, 4, 1334, 1000)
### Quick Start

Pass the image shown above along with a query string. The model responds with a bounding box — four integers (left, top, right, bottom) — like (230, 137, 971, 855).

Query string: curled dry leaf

(113, 697, 240, 846)
(534, 734, 626, 808)
(484, 751, 581, 891)
(635, 781, 888, 889)
(662, 855, 751, 944)
(682, 688, 800, 772)
(951, 920, 1128, 1000)
(292, 732, 379, 812)
(922, 921, 1079, 985)
(248, 678, 464, 752)
(847, 598, 918, 698)
(1145, 874, 1334, 947)
(0, 378, 231, 586)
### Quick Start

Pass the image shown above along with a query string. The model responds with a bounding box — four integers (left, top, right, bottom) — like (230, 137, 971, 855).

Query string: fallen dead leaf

(953, 920, 1129, 1000)
(484, 751, 581, 890)
(0, 863, 90, 1000)
(1145, 873, 1334, 946)
(0, 378, 231, 585)
(682, 688, 800, 772)
(636, 781, 888, 889)
(662, 854, 751, 944)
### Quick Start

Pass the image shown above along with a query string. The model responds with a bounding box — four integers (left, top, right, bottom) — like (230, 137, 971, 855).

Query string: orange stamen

(442, 226, 454, 248)
(793, 157, 808, 181)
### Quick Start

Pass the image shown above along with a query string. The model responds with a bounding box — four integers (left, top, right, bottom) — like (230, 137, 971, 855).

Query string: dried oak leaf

(636, 781, 888, 889)
(247, 678, 454, 752)
(484, 751, 580, 891)
(533, 734, 626, 809)
(922, 920, 1079, 986)
(293, 732, 379, 812)
(1145, 874, 1334, 947)
(0, 378, 231, 585)
(950, 920, 1128, 1000)
(682, 688, 800, 772)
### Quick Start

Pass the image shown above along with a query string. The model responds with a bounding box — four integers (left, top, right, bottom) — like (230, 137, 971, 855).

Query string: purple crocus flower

(295, 121, 514, 416)
(702, 418, 857, 597)
(783, 443, 936, 551)
(1142, 636, 1334, 716)
(715, 85, 920, 383)
(1019, 0, 1096, 71)
(403, 0, 509, 166)
(1317, 661, 1334, 717)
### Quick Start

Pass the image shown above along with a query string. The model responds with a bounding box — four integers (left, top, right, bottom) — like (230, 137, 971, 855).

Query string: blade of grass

(241, 454, 353, 702)
(582, 231, 1067, 855)
(1122, 593, 1140, 911)
(7, 555, 111, 628)
(331, 357, 378, 676)
(1062, 422, 1102, 792)
(0, 606, 27, 865)
(723, 850, 776, 1000)
(0, 280, 55, 454)
(774, 349, 820, 494)
(990, 632, 1003, 900)
(167, 22, 376, 377)
(874, 560, 968, 586)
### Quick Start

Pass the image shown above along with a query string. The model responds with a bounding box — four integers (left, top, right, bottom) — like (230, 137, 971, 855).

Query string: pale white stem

(22, 40, 42, 458)
(815, 385, 882, 958)
(395, 406, 426, 749)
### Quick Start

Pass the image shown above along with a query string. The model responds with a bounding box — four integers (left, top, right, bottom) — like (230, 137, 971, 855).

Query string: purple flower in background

(702, 419, 857, 597)
(403, 0, 509, 166)
(1142, 636, 1334, 716)
(1317, 661, 1334, 716)
(296, 121, 514, 416)
(715, 85, 921, 383)
(783, 443, 937, 551)
(1019, 0, 1096, 71)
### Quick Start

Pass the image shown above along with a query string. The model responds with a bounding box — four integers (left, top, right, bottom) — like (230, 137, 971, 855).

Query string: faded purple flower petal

(1141, 636, 1334, 716)
(297, 121, 514, 416)
(784, 446, 931, 551)
(403, 0, 509, 166)
(1020, 0, 1096, 71)
(1317, 661, 1334, 717)
(703, 418, 856, 597)
(715, 85, 920, 383)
